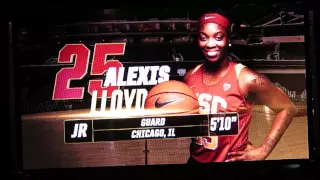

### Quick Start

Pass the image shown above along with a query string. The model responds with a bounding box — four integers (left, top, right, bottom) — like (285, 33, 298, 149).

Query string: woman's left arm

(227, 69, 297, 161)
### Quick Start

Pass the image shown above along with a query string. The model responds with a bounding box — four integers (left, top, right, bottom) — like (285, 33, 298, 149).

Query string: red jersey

(185, 60, 253, 163)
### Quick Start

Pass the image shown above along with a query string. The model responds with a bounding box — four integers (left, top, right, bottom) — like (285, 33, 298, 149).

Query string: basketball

(144, 80, 199, 114)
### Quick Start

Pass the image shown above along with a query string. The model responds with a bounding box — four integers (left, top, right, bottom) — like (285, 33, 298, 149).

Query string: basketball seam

(146, 92, 198, 102)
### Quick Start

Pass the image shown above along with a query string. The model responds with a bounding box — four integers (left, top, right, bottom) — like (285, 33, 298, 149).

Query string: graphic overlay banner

(64, 113, 239, 143)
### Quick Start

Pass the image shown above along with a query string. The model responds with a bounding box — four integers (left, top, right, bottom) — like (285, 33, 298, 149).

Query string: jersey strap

(234, 63, 246, 79)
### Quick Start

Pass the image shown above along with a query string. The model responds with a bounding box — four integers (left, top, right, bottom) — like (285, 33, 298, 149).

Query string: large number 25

(195, 93, 227, 150)
(52, 43, 125, 100)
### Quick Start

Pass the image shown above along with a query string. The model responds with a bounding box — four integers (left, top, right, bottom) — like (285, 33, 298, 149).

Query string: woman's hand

(225, 143, 269, 162)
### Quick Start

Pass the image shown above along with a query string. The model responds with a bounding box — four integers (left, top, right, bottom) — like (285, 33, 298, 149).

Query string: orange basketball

(144, 80, 199, 114)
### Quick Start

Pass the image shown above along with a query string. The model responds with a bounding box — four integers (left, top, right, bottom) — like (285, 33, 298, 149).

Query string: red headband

(199, 13, 231, 31)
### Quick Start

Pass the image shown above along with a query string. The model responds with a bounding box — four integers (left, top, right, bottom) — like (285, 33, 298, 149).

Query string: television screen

(13, 3, 314, 170)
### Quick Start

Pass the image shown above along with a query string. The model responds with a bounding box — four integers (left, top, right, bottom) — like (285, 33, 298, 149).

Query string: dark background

(14, 5, 306, 65)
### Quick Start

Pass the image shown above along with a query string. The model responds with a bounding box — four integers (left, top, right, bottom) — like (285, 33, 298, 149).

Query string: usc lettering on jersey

(185, 61, 253, 163)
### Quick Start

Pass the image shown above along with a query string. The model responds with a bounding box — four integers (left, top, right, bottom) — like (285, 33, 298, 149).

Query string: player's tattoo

(263, 137, 276, 152)
(252, 74, 268, 86)
(263, 134, 283, 152)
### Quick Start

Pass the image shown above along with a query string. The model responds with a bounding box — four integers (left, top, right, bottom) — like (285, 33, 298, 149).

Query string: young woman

(184, 10, 297, 163)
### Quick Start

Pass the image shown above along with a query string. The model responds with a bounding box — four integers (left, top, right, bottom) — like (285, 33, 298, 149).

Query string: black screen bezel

(9, 2, 320, 179)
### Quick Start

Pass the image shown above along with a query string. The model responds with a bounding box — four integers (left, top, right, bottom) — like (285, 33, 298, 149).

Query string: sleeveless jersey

(185, 61, 253, 163)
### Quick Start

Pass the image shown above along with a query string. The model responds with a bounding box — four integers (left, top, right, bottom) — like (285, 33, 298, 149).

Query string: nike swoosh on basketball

(155, 97, 185, 108)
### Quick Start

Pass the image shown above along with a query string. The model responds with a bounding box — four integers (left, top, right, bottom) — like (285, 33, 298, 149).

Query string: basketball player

(184, 10, 297, 163)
